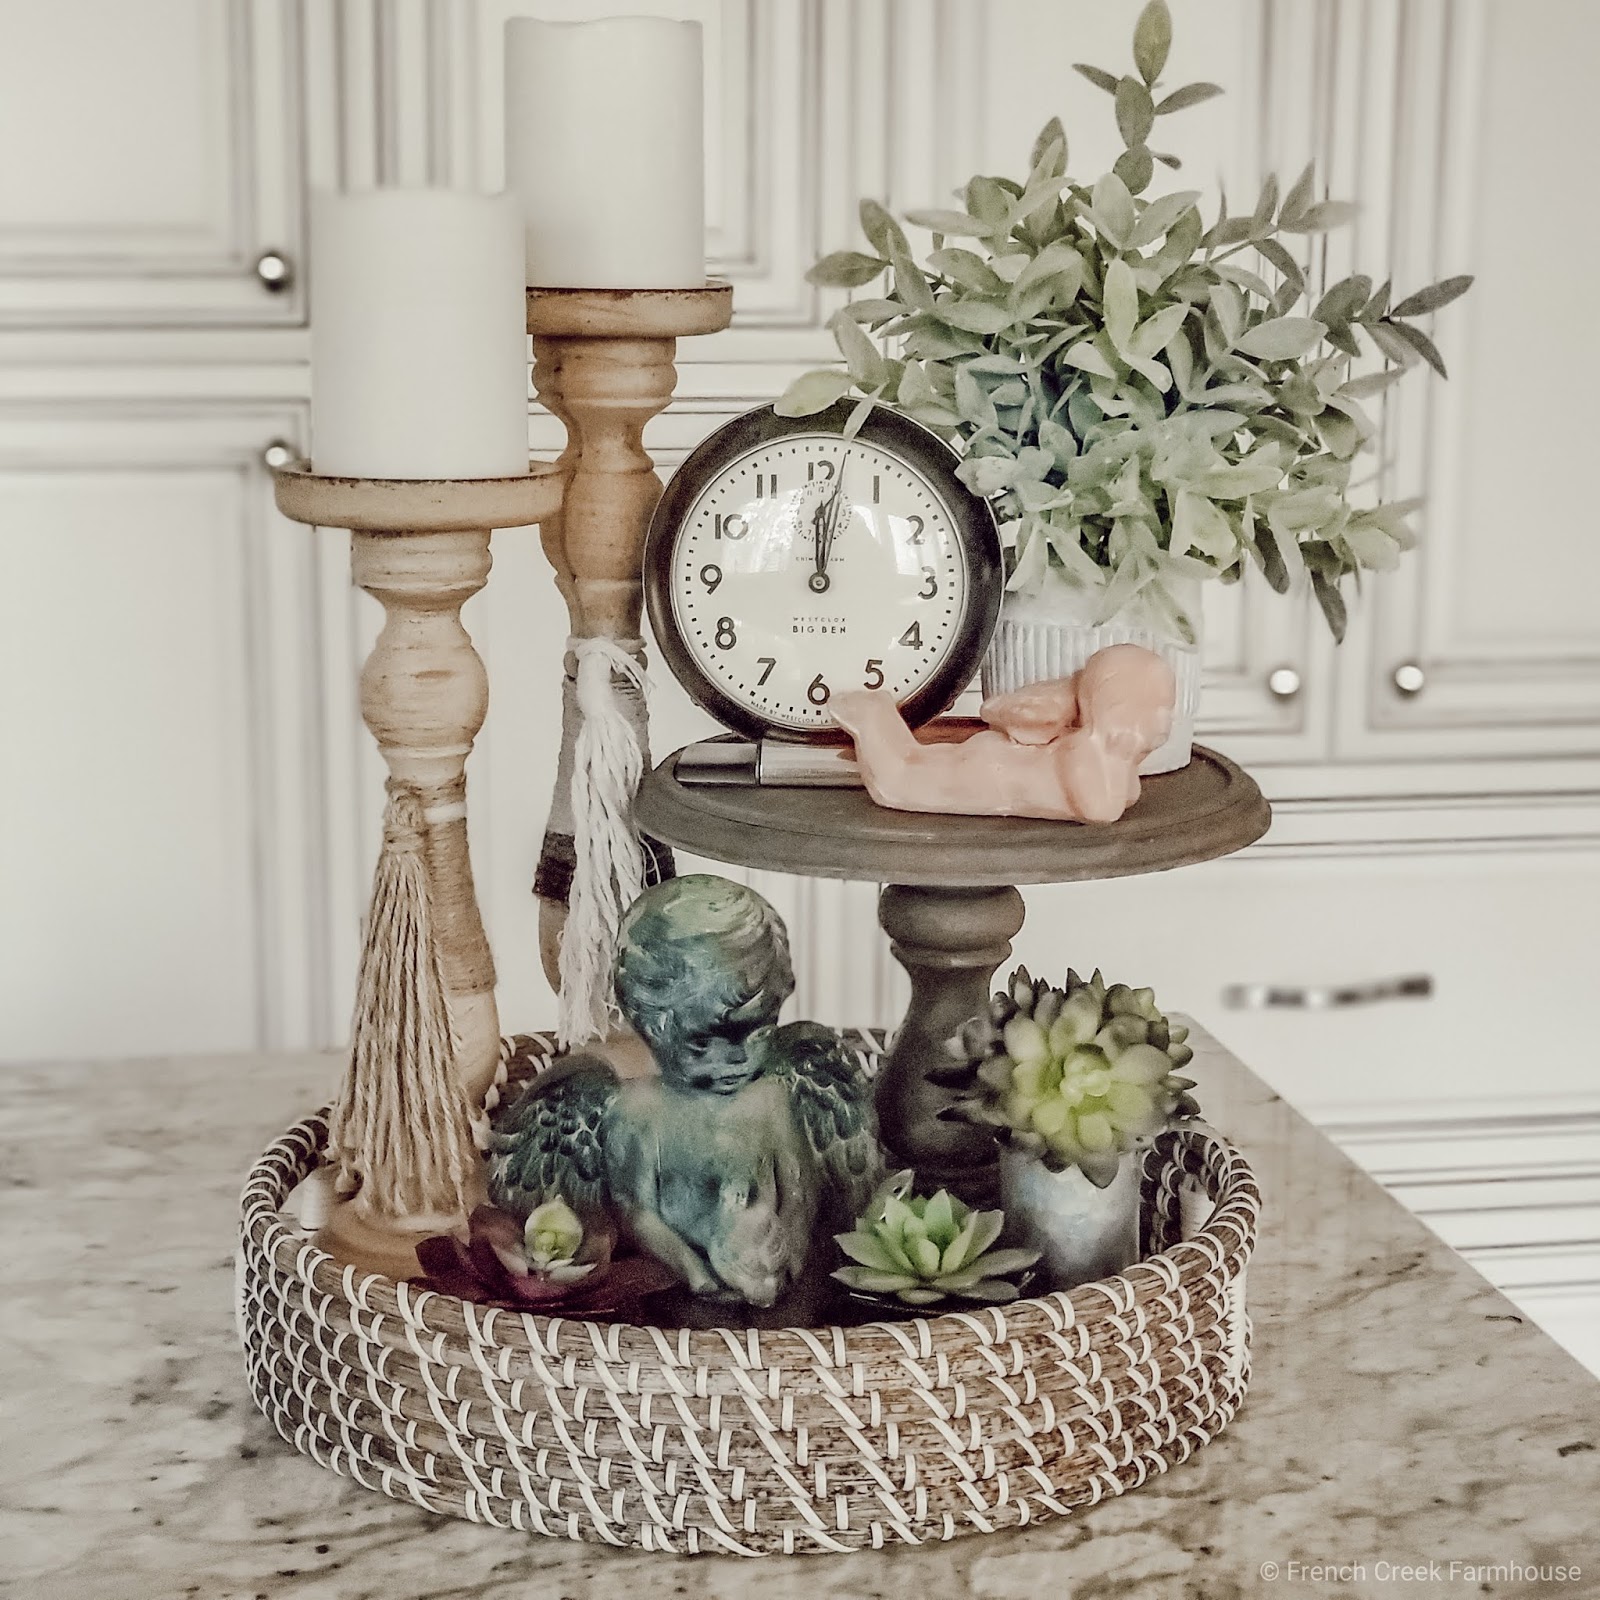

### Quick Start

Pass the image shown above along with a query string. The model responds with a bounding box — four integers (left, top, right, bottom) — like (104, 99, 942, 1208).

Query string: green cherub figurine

(487, 875, 884, 1308)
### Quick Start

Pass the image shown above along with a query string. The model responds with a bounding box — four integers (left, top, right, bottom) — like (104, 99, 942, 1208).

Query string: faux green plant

(777, 0, 1471, 642)
(832, 1170, 1040, 1306)
(937, 966, 1199, 1188)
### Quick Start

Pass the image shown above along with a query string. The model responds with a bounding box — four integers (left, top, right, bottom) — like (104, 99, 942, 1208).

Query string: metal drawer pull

(1222, 974, 1433, 1010)
(1266, 665, 1301, 699)
(1393, 661, 1426, 696)
(255, 250, 293, 292)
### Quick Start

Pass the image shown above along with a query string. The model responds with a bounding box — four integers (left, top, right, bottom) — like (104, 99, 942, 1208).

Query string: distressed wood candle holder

(525, 282, 734, 1040)
(271, 463, 562, 1273)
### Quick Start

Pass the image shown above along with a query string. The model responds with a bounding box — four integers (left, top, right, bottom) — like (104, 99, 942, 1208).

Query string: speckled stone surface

(4, 1027, 1598, 1600)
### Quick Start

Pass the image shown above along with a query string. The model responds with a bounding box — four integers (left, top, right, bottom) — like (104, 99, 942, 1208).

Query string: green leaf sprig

(778, 0, 1471, 641)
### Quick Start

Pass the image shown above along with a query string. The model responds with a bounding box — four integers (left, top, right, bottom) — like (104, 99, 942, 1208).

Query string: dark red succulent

(412, 1205, 678, 1316)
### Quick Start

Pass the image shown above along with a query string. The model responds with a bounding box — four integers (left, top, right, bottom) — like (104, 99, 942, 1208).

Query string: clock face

(647, 404, 1002, 741)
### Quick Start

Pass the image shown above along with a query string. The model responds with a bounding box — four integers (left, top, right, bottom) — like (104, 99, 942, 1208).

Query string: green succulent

(777, 0, 1471, 644)
(939, 966, 1199, 1187)
(522, 1197, 591, 1283)
(832, 1170, 1040, 1306)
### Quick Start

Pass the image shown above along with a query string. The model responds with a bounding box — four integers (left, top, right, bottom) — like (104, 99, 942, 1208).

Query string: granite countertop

(4, 1026, 1598, 1600)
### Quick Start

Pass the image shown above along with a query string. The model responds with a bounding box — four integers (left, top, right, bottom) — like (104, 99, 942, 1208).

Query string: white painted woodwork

(0, 403, 328, 1059)
(1011, 845, 1600, 1115)
(1331, 0, 1600, 761)
(0, 0, 307, 325)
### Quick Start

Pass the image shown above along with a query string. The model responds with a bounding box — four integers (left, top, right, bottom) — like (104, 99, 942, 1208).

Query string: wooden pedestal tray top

(636, 744, 1269, 887)
(636, 746, 1270, 1200)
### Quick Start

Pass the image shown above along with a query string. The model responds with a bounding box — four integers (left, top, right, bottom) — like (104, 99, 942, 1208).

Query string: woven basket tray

(238, 1038, 1260, 1558)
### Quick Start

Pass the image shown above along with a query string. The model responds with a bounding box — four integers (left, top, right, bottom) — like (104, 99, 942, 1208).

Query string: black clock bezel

(644, 400, 1003, 743)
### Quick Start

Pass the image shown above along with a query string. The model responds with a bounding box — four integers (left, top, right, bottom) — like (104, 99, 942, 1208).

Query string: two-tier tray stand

(635, 748, 1269, 1202)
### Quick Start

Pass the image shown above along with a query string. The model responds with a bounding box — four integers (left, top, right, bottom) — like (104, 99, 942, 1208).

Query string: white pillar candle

(309, 189, 530, 480)
(505, 16, 705, 289)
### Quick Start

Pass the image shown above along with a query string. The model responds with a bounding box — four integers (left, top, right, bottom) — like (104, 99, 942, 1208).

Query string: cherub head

(614, 875, 795, 1092)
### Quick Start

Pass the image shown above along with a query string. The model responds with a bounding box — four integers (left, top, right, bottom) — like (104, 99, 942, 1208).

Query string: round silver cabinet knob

(254, 250, 293, 292)
(1393, 661, 1426, 696)
(1267, 665, 1301, 699)
(261, 439, 297, 471)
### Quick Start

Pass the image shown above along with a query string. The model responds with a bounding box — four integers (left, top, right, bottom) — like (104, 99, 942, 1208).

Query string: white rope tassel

(559, 637, 649, 1047)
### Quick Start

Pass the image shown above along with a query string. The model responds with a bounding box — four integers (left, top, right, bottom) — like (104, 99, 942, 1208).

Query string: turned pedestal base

(875, 883, 1025, 1204)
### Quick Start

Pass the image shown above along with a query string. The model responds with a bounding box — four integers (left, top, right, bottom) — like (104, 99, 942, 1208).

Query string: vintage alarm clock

(644, 400, 1003, 740)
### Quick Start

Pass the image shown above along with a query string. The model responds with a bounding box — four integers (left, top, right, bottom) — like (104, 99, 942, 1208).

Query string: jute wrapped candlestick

(526, 282, 733, 1046)
(272, 463, 562, 1277)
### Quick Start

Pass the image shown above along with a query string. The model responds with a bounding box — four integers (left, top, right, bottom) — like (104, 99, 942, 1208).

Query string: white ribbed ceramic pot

(998, 1145, 1141, 1289)
(980, 575, 1203, 774)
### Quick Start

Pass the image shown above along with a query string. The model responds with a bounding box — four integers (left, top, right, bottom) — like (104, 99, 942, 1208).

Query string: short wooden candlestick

(272, 462, 562, 1109)
(525, 282, 734, 998)
(273, 462, 561, 1276)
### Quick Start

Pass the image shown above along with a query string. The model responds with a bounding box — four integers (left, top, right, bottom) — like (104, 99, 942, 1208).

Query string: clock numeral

(755, 472, 778, 499)
(715, 512, 749, 541)
(918, 566, 939, 599)
(756, 656, 776, 686)
(872, 475, 881, 503)
(863, 659, 885, 690)
(715, 616, 737, 650)
(899, 621, 923, 649)
(906, 515, 926, 546)
(699, 563, 722, 593)
(807, 673, 831, 706)
(807, 459, 836, 482)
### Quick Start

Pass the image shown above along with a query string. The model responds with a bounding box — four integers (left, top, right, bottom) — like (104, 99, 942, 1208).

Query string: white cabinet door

(0, 402, 339, 1061)
(0, 0, 306, 325)
(1326, 0, 1600, 759)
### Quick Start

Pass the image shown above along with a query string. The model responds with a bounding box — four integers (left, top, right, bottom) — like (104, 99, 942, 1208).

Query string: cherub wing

(761, 1022, 885, 1228)
(485, 1053, 618, 1224)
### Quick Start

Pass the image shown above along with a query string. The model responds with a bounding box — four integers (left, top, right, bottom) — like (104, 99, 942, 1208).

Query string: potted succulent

(778, 0, 1470, 772)
(937, 967, 1199, 1288)
(831, 1170, 1040, 1308)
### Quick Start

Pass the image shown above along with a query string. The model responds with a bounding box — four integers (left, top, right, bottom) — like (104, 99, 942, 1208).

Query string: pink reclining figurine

(830, 643, 1177, 823)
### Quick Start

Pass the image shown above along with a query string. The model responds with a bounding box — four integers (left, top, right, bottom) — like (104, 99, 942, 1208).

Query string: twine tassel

(328, 784, 477, 1221)
(559, 637, 650, 1047)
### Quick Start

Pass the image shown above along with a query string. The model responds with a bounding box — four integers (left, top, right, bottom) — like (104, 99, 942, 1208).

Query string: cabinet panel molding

(1320, 0, 1600, 758)
(0, 401, 335, 1061)
(0, 0, 310, 327)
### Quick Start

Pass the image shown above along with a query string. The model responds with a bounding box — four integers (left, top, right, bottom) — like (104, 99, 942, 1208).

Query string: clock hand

(809, 456, 849, 595)
(809, 493, 835, 594)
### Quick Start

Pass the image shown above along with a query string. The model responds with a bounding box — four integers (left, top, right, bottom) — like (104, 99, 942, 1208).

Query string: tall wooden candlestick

(526, 283, 733, 1038)
(273, 464, 562, 1276)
